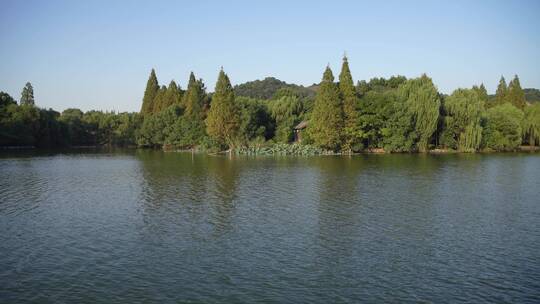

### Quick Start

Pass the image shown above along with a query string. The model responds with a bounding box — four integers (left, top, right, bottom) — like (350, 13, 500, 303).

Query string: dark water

(1, 150, 539, 303)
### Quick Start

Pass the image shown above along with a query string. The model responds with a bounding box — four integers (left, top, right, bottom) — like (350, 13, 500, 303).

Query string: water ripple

(0, 152, 539, 303)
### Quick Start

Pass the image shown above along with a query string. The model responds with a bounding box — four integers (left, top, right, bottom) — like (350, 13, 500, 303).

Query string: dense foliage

(483, 103, 524, 151)
(2, 58, 540, 153)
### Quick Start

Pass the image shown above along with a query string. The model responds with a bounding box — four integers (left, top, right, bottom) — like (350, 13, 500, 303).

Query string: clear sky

(1, 0, 539, 112)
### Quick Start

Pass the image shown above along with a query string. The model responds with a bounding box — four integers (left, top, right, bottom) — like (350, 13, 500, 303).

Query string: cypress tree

(206, 68, 240, 148)
(495, 76, 507, 106)
(140, 69, 159, 114)
(160, 80, 182, 111)
(339, 55, 362, 153)
(20, 82, 35, 106)
(507, 75, 526, 110)
(171, 73, 207, 148)
(183, 72, 203, 116)
(308, 66, 343, 151)
(151, 86, 167, 113)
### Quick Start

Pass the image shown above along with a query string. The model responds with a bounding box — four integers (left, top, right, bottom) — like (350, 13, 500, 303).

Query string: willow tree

(339, 56, 362, 153)
(140, 69, 159, 114)
(206, 68, 240, 149)
(269, 94, 303, 143)
(523, 103, 540, 147)
(495, 76, 507, 106)
(398, 75, 440, 152)
(20, 82, 35, 106)
(443, 88, 485, 151)
(308, 66, 343, 151)
(507, 75, 526, 110)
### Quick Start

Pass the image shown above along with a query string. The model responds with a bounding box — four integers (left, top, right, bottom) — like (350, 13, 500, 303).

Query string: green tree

(140, 69, 159, 114)
(1, 91, 16, 108)
(206, 68, 240, 149)
(339, 56, 362, 152)
(398, 75, 440, 152)
(522, 103, 540, 147)
(507, 75, 526, 110)
(358, 90, 396, 149)
(0, 102, 40, 146)
(308, 66, 343, 151)
(20, 82, 35, 106)
(473, 84, 488, 102)
(237, 97, 273, 144)
(151, 85, 167, 113)
(382, 95, 416, 152)
(36, 108, 63, 147)
(169, 72, 207, 148)
(483, 103, 524, 151)
(160, 80, 182, 111)
(59, 108, 91, 145)
(113, 112, 142, 146)
(441, 88, 485, 151)
(356, 80, 370, 96)
(137, 106, 182, 147)
(269, 94, 303, 143)
(183, 72, 203, 116)
(495, 76, 507, 106)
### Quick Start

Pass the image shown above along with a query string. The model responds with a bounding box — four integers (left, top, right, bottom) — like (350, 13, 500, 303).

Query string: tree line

(1, 83, 140, 147)
(2, 56, 540, 153)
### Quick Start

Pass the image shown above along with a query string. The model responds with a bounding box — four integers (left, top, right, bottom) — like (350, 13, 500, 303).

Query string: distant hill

(524, 88, 540, 103)
(234, 77, 316, 100)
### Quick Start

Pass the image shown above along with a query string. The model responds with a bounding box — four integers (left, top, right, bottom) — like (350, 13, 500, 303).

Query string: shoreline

(2, 145, 539, 155)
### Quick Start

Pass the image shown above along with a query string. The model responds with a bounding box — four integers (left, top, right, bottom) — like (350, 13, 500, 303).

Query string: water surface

(1, 150, 539, 303)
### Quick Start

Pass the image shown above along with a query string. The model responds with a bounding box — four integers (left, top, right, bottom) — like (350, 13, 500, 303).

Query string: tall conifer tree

(183, 72, 203, 116)
(151, 86, 167, 113)
(206, 68, 240, 148)
(495, 76, 508, 106)
(309, 66, 344, 151)
(160, 80, 182, 111)
(140, 69, 159, 114)
(20, 82, 35, 106)
(507, 75, 526, 109)
(339, 55, 362, 153)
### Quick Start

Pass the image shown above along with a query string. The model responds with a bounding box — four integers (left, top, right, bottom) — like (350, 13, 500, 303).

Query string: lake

(1, 150, 539, 303)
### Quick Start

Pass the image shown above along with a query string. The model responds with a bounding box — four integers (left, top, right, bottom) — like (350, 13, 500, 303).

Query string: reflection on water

(1, 150, 539, 303)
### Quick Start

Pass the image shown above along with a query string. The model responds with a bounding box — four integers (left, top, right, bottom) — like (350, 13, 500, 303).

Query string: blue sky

(1, 0, 539, 112)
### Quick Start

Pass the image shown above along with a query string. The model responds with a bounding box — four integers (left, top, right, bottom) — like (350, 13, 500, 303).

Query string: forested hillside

(234, 77, 316, 100)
